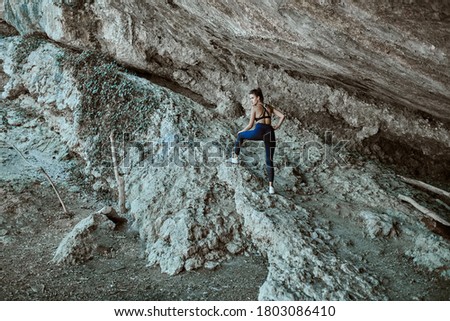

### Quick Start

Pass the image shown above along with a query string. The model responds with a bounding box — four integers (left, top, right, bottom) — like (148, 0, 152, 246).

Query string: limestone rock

(218, 163, 387, 300)
(204, 261, 220, 270)
(359, 210, 394, 239)
(52, 208, 115, 265)
(406, 235, 450, 279)
(3, 0, 450, 164)
(184, 255, 204, 272)
(2, 30, 449, 301)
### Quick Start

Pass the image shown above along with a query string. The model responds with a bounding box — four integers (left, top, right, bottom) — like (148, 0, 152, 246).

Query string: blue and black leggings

(234, 123, 276, 183)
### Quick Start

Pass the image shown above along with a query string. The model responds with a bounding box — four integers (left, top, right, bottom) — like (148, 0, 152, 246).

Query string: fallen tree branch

(436, 198, 450, 212)
(6, 142, 69, 214)
(39, 167, 69, 214)
(110, 131, 127, 214)
(398, 175, 450, 200)
(398, 194, 450, 226)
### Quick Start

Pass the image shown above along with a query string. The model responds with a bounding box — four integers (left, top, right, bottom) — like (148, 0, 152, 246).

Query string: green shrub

(12, 33, 47, 70)
(59, 48, 159, 168)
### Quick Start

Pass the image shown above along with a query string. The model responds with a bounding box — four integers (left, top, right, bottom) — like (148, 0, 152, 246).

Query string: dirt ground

(1, 178, 449, 301)
(0, 179, 269, 301)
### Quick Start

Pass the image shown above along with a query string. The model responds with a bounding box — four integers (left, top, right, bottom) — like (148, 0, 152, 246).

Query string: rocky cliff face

(3, 1, 450, 171)
(1, 1, 450, 300)
(2, 34, 450, 299)
(3, 0, 450, 117)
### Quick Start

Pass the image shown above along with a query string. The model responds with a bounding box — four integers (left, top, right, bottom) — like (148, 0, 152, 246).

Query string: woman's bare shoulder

(255, 103, 264, 112)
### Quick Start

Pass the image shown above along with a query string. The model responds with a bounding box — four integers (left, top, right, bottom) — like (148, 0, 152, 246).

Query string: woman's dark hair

(249, 87, 264, 103)
(249, 87, 273, 112)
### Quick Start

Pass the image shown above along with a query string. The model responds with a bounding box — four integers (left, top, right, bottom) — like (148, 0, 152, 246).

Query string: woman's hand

(272, 108, 285, 130)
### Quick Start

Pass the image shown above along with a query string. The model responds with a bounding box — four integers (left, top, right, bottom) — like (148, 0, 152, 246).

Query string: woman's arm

(238, 107, 256, 133)
(272, 108, 285, 130)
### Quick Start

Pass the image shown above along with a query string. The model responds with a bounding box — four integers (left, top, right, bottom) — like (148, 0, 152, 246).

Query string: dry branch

(110, 131, 127, 214)
(6, 142, 69, 214)
(436, 198, 450, 212)
(398, 194, 450, 226)
(398, 175, 450, 199)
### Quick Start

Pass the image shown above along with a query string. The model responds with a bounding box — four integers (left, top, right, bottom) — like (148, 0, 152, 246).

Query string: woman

(230, 88, 285, 194)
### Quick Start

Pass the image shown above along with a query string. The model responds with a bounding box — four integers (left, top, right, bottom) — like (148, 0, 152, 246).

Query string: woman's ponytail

(249, 87, 264, 103)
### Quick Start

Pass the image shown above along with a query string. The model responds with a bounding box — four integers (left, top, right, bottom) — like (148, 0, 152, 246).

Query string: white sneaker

(269, 186, 275, 194)
(229, 156, 239, 164)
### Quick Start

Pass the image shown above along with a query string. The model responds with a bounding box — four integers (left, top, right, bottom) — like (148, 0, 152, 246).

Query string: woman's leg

(234, 126, 264, 156)
(263, 129, 276, 183)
